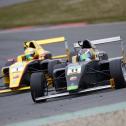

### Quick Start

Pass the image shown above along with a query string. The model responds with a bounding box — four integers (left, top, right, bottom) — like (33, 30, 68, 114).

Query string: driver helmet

(25, 48, 35, 60)
(78, 49, 93, 61)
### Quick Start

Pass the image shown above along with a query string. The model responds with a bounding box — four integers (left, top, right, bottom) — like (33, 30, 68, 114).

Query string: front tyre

(30, 72, 47, 103)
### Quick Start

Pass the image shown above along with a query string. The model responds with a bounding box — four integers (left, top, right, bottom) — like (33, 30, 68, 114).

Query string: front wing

(0, 86, 30, 94)
(35, 85, 111, 102)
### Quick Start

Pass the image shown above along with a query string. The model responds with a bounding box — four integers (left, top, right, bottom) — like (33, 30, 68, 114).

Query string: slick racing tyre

(30, 72, 47, 103)
(110, 59, 126, 89)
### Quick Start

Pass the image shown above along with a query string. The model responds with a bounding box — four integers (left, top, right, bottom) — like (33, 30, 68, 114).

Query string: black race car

(30, 36, 126, 103)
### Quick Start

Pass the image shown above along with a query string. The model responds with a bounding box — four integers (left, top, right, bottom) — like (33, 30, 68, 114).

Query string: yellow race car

(0, 36, 67, 93)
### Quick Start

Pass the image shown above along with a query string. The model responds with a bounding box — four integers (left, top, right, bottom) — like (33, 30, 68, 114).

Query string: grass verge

(0, 0, 126, 29)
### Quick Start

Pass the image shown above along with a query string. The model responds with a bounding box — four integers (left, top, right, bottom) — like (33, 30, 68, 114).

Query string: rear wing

(91, 36, 121, 45)
(73, 36, 121, 48)
(36, 37, 65, 45)
(36, 36, 67, 59)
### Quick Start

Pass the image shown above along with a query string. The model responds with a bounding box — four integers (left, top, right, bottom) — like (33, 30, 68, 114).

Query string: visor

(26, 54, 34, 60)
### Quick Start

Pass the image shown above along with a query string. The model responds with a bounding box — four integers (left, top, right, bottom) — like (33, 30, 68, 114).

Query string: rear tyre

(110, 59, 126, 89)
(30, 72, 47, 103)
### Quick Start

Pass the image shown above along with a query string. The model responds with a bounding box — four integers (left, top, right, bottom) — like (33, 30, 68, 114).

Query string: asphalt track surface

(0, 22, 126, 125)
(0, 0, 31, 7)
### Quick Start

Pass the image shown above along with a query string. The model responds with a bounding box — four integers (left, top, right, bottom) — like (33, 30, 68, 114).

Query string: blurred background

(0, 1, 126, 126)
(0, 0, 125, 29)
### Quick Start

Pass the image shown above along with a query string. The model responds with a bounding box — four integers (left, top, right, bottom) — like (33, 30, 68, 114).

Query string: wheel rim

(121, 63, 126, 81)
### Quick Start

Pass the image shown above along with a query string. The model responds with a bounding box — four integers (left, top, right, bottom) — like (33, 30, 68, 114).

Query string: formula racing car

(30, 36, 126, 103)
(0, 36, 67, 94)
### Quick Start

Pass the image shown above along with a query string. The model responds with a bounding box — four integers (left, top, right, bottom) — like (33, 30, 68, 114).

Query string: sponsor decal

(11, 63, 24, 72)
(67, 85, 78, 91)
(67, 65, 81, 75)
(70, 76, 77, 81)
(13, 75, 19, 79)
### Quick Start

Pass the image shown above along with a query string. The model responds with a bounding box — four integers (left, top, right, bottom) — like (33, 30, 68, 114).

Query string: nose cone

(65, 63, 81, 91)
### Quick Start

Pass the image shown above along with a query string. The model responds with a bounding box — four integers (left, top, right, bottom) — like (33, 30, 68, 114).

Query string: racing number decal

(67, 65, 81, 75)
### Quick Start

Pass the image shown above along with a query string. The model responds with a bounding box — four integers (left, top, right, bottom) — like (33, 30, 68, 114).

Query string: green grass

(0, 0, 126, 29)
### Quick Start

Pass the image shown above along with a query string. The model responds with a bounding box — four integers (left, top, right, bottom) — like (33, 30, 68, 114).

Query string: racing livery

(30, 36, 126, 103)
(0, 37, 66, 93)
